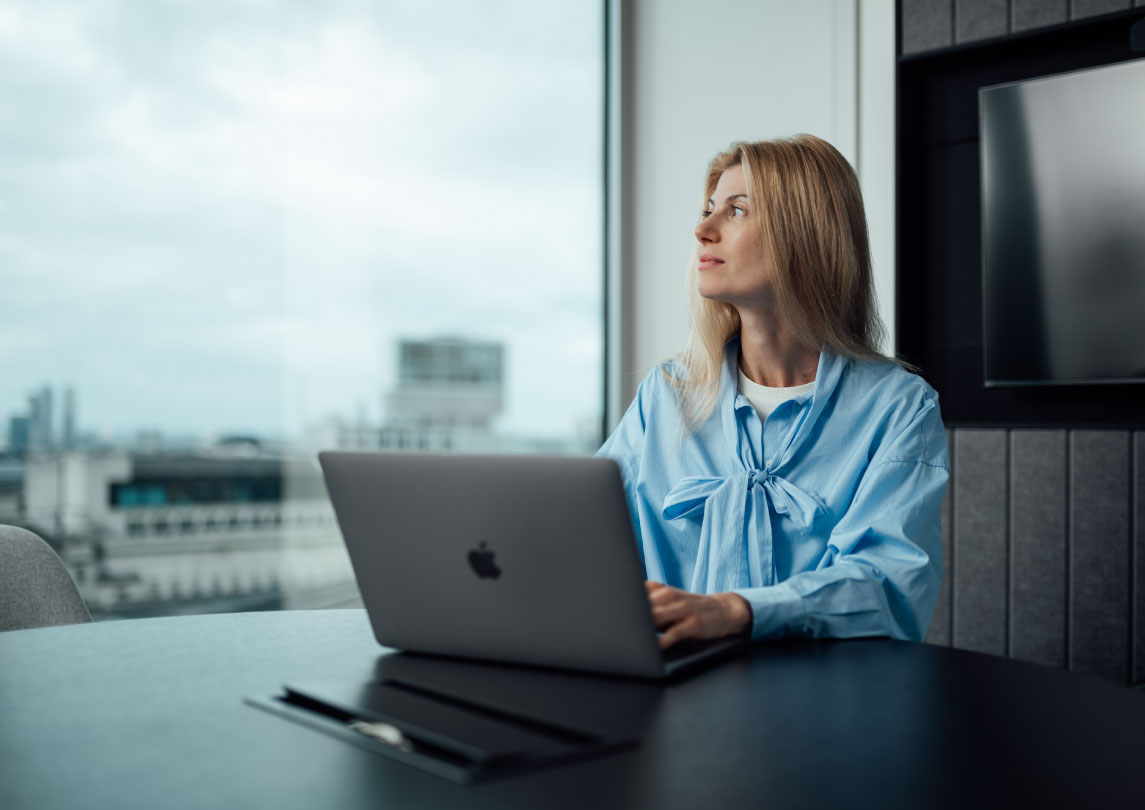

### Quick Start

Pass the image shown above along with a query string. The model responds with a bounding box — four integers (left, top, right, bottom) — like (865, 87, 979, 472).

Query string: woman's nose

(694, 216, 717, 244)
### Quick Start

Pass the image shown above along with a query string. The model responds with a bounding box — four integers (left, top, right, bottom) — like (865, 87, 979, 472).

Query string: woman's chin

(697, 282, 734, 305)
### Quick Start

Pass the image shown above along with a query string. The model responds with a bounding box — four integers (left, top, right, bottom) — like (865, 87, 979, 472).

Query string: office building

(7, 416, 29, 455)
(26, 387, 53, 452)
(302, 337, 574, 455)
(386, 337, 504, 432)
(62, 386, 77, 450)
(21, 447, 354, 617)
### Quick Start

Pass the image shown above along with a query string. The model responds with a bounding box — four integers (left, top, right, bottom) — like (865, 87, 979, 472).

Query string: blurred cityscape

(1, 337, 599, 621)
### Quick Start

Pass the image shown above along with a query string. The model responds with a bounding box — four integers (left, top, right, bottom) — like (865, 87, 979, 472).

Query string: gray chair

(0, 524, 91, 632)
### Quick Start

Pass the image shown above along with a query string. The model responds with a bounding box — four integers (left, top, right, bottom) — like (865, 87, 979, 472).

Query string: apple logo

(468, 541, 502, 579)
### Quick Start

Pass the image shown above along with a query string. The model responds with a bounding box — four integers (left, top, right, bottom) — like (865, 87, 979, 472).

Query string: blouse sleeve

(595, 371, 654, 545)
(731, 395, 949, 642)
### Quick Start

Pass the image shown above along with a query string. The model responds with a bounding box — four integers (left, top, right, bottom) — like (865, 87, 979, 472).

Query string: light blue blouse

(596, 338, 950, 642)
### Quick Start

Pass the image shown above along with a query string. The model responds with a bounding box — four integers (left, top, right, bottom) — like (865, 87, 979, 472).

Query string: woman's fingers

(650, 597, 692, 629)
(648, 589, 682, 609)
(658, 616, 701, 650)
(645, 583, 748, 648)
(653, 595, 718, 637)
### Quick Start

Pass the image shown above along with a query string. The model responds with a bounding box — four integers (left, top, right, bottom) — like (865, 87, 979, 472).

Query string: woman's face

(694, 164, 772, 308)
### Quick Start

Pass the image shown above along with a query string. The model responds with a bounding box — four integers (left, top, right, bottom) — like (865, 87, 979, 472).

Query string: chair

(0, 524, 91, 632)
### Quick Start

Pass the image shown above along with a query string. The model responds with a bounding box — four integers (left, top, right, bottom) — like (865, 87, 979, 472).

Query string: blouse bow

(661, 466, 825, 593)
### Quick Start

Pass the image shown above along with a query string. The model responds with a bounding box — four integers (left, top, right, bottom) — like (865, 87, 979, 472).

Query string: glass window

(0, 0, 604, 620)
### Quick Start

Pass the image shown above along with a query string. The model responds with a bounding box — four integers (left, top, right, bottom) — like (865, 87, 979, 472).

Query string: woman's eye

(700, 209, 713, 219)
(730, 206, 747, 217)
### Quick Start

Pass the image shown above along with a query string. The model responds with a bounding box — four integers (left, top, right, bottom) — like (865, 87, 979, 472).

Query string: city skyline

(4, 332, 601, 453)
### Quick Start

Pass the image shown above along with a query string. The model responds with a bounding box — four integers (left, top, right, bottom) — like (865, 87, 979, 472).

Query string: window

(1, 0, 604, 620)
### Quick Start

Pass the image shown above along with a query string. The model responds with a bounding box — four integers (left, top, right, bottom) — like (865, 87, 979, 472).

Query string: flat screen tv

(980, 57, 1145, 386)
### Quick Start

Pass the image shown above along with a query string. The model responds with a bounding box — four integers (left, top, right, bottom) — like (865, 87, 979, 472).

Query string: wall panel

(955, 0, 1009, 42)
(902, 0, 954, 53)
(1134, 432, 1144, 685)
(1069, 431, 1130, 682)
(1070, 0, 1132, 19)
(1012, 0, 1069, 30)
(952, 430, 1008, 656)
(1009, 430, 1067, 668)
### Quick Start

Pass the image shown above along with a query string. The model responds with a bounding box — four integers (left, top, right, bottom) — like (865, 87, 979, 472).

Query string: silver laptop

(318, 451, 746, 679)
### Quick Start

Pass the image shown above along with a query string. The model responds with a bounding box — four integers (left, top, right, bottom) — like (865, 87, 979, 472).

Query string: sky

(0, 0, 603, 445)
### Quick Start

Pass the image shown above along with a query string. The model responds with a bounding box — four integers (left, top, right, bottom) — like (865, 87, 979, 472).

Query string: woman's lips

(698, 254, 724, 270)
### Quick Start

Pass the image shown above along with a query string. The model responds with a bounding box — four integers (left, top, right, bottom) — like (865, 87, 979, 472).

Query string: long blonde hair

(674, 134, 891, 427)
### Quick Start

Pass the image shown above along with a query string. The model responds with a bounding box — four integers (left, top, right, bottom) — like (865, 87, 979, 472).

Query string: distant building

(22, 447, 354, 618)
(62, 387, 76, 449)
(7, 385, 64, 455)
(386, 337, 504, 432)
(7, 416, 29, 455)
(0, 456, 23, 519)
(303, 335, 584, 455)
(27, 386, 53, 452)
(350, 336, 508, 452)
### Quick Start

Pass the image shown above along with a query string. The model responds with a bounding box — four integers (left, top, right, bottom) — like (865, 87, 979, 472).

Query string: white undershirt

(737, 368, 816, 421)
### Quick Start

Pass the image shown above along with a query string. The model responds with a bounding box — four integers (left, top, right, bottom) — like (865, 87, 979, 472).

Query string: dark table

(2, 609, 1143, 808)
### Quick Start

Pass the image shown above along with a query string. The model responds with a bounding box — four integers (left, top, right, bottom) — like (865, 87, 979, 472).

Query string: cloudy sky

(0, 0, 603, 445)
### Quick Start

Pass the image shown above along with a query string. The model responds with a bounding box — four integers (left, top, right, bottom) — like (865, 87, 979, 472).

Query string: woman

(597, 135, 949, 650)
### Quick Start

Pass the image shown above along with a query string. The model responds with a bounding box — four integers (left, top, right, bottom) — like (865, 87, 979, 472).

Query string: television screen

(980, 57, 1145, 385)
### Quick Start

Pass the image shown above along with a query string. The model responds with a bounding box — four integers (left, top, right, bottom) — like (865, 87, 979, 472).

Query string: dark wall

(903, 0, 1145, 55)
(929, 428, 1145, 687)
(898, 0, 1145, 687)
(898, 2, 1145, 427)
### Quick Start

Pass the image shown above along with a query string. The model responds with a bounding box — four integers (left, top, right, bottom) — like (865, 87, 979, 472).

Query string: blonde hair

(674, 134, 891, 428)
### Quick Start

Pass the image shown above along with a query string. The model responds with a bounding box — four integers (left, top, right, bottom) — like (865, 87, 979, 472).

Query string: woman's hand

(645, 581, 752, 650)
